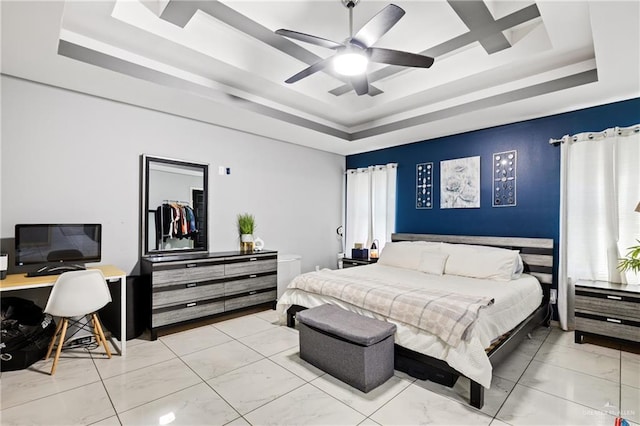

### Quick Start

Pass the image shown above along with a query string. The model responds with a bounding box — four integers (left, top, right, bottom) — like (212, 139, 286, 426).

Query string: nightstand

(342, 257, 378, 268)
(574, 280, 640, 345)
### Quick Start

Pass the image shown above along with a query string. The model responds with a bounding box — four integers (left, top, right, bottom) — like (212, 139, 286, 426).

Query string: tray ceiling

(1, 0, 638, 155)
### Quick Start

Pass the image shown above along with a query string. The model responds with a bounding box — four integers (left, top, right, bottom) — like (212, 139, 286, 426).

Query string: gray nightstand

(574, 280, 640, 345)
(342, 257, 378, 268)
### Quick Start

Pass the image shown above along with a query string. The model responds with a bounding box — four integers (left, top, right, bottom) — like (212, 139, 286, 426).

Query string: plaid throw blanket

(289, 270, 494, 347)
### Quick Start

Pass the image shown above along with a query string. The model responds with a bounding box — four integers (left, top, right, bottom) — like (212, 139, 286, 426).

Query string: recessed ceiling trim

(57, 38, 351, 140)
(349, 68, 598, 141)
(329, 3, 541, 96)
(447, 0, 511, 54)
(56, 33, 597, 143)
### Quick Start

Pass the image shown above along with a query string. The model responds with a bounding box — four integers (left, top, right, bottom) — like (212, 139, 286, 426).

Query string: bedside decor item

(352, 242, 368, 259)
(237, 213, 256, 253)
(618, 240, 640, 275)
(618, 202, 640, 277)
(351, 248, 369, 259)
(370, 240, 379, 259)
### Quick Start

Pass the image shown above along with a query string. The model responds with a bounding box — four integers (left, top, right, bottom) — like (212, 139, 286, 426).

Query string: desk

(1, 265, 128, 355)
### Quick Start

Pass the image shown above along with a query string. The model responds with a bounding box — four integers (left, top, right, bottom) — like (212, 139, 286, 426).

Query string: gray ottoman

(297, 304, 397, 393)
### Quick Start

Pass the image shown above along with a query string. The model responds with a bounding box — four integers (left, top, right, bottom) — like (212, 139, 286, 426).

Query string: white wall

(0, 76, 345, 275)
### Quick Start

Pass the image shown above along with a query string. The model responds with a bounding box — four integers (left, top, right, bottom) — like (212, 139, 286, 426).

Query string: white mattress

(277, 264, 543, 388)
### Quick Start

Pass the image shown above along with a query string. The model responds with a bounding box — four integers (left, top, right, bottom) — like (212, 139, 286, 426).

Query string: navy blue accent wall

(347, 98, 640, 293)
(348, 98, 639, 238)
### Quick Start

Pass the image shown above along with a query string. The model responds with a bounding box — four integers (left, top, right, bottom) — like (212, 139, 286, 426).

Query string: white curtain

(557, 125, 640, 330)
(346, 164, 397, 253)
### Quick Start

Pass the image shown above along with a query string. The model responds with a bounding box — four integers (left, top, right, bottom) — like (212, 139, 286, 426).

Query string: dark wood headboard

(391, 233, 554, 286)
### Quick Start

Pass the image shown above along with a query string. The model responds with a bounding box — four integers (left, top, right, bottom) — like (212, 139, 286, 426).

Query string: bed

(277, 233, 554, 409)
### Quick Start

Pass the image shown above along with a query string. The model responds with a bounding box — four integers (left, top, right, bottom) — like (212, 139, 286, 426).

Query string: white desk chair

(43, 269, 112, 375)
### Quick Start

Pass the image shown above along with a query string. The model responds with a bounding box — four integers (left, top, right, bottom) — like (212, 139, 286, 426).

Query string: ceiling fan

(275, 0, 435, 96)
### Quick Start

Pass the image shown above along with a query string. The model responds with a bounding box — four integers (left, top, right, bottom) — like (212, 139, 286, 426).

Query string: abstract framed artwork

(493, 150, 517, 207)
(416, 162, 433, 209)
(440, 156, 480, 209)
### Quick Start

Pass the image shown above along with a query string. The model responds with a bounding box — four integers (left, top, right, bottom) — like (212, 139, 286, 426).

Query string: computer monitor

(15, 224, 102, 274)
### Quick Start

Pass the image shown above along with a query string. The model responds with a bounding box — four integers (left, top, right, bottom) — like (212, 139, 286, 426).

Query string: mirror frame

(141, 155, 209, 257)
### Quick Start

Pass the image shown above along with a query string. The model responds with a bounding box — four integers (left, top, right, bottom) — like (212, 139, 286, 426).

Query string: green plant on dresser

(237, 213, 256, 253)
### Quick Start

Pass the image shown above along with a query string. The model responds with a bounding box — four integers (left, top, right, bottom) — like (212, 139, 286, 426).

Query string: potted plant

(237, 213, 256, 252)
(618, 240, 640, 276)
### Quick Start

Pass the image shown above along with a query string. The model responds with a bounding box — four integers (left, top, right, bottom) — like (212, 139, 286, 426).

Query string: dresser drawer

(153, 281, 225, 308)
(574, 294, 638, 320)
(153, 263, 225, 286)
(224, 290, 276, 311)
(225, 256, 277, 277)
(575, 315, 640, 343)
(224, 274, 276, 297)
(152, 299, 225, 327)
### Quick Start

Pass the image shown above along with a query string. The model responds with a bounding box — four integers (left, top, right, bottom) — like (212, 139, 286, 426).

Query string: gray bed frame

(286, 233, 555, 409)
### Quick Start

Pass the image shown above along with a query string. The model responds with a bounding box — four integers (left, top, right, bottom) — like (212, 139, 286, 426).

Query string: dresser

(574, 280, 640, 345)
(142, 250, 277, 339)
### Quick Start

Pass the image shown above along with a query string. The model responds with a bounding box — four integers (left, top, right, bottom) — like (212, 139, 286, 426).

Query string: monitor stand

(26, 264, 86, 277)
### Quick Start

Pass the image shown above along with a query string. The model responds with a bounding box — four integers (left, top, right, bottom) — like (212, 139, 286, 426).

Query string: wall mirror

(142, 155, 208, 256)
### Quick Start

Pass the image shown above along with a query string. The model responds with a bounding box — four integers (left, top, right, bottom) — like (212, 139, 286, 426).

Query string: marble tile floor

(1, 309, 638, 426)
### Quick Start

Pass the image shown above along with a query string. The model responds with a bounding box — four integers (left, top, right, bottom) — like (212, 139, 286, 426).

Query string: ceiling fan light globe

(333, 52, 368, 76)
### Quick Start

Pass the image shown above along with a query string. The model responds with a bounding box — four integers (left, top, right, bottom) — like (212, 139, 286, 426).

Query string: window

(345, 164, 397, 254)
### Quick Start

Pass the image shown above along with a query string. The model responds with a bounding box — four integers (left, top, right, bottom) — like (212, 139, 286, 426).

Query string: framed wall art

(416, 162, 433, 209)
(440, 156, 480, 209)
(493, 150, 517, 207)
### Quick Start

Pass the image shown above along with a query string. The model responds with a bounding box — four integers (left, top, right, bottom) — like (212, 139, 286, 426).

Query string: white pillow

(441, 243, 522, 281)
(378, 241, 442, 270)
(417, 251, 449, 275)
(512, 255, 524, 279)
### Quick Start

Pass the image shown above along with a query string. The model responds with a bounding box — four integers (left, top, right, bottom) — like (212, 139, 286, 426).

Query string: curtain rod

(549, 124, 639, 145)
(346, 163, 398, 174)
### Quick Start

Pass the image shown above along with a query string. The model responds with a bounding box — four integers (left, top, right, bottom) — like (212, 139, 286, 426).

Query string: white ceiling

(1, 0, 638, 155)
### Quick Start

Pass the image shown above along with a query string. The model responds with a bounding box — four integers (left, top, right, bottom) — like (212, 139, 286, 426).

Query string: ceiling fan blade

(368, 47, 435, 68)
(350, 74, 369, 96)
(284, 56, 334, 84)
(275, 29, 344, 50)
(351, 4, 405, 49)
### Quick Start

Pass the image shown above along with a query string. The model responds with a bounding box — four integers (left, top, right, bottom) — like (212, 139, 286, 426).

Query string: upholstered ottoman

(297, 304, 397, 393)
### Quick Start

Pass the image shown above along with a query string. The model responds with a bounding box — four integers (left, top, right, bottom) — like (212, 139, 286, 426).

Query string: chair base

(44, 313, 112, 375)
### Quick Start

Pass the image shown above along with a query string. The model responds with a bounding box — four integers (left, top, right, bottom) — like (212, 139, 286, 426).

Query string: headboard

(391, 233, 555, 286)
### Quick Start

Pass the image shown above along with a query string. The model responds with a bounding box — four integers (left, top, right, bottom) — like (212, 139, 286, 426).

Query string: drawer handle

(606, 295, 622, 300)
(606, 318, 621, 324)
(186, 302, 197, 308)
(249, 291, 257, 295)
(249, 257, 257, 261)
(186, 263, 198, 268)
(186, 283, 197, 288)
(249, 274, 257, 278)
